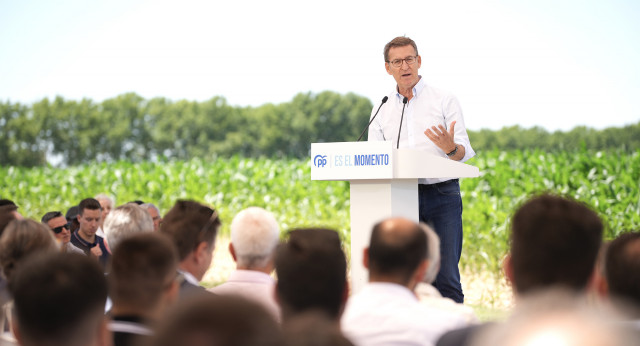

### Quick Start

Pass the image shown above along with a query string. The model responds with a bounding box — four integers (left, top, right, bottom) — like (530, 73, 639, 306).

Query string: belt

(419, 179, 459, 189)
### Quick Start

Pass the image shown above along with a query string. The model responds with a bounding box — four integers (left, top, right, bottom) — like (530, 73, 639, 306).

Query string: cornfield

(2, 148, 639, 275)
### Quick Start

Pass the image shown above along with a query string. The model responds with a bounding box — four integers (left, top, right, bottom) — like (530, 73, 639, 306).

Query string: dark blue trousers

(418, 179, 464, 303)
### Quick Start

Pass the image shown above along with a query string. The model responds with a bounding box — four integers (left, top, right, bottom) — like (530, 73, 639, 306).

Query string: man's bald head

(367, 218, 427, 285)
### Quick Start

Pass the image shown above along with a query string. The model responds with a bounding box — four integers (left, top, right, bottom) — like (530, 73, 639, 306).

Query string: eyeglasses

(387, 56, 418, 68)
(52, 223, 71, 234)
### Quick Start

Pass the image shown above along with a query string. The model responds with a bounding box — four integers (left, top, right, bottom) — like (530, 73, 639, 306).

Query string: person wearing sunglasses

(42, 211, 84, 254)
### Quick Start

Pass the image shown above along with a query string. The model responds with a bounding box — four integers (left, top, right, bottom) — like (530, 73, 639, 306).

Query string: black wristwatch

(446, 145, 458, 157)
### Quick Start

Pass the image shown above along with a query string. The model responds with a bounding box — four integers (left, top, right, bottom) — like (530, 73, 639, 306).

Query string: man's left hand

(424, 120, 457, 153)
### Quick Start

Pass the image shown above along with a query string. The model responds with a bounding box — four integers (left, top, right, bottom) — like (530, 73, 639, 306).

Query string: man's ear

(590, 268, 609, 297)
(503, 253, 514, 286)
(97, 315, 111, 346)
(11, 317, 22, 345)
(229, 243, 237, 262)
(338, 280, 350, 318)
(363, 248, 370, 269)
(409, 259, 429, 290)
(385, 62, 392, 75)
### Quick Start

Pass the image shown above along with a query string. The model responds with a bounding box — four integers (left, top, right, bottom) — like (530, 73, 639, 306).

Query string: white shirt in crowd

(341, 282, 469, 346)
(209, 270, 280, 322)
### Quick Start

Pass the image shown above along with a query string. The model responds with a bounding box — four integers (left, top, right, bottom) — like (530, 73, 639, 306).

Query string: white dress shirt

(368, 77, 475, 185)
(208, 270, 280, 322)
(341, 282, 468, 346)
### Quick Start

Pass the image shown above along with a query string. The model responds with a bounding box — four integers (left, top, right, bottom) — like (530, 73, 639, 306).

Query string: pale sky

(1, 0, 638, 131)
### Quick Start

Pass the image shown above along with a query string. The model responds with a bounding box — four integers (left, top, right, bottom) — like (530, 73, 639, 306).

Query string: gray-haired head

(104, 203, 153, 251)
(420, 223, 440, 284)
(141, 203, 162, 231)
(230, 207, 280, 269)
(140, 203, 159, 214)
(94, 193, 115, 207)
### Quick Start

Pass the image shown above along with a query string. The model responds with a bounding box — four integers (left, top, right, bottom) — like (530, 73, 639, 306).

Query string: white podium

(310, 141, 480, 293)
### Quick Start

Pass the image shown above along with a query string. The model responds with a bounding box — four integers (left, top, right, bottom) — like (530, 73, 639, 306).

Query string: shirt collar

(178, 269, 200, 286)
(229, 269, 275, 284)
(73, 231, 96, 247)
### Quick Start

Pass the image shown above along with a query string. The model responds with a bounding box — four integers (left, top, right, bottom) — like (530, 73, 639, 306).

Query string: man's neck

(236, 264, 273, 275)
(110, 304, 161, 321)
(397, 76, 421, 101)
(178, 262, 202, 283)
(369, 275, 412, 289)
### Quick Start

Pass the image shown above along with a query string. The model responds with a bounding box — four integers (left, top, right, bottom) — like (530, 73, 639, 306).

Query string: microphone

(396, 97, 408, 149)
(357, 96, 389, 142)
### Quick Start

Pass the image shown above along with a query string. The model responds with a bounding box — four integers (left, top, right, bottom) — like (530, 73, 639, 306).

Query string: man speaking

(367, 36, 475, 303)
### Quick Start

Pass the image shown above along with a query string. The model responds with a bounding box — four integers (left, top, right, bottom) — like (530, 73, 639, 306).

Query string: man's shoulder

(420, 82, 456, 100)
(65, 242, 85, 254)
(179, 279, 210, 300)
(436, 322, 494, 346)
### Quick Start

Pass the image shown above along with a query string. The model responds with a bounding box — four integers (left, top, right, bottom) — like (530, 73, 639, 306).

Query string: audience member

(471, 289, 637, 346)
(108, 233, 180, 346)
(0, 219, 59, 282)
(9, 252, 110, 346)
(159, 200, 220, 299)
(65, 205, 80, 233)
(0, 219, 60, 343)
(148, 294, 284, 346)
(103, 203, 154, 251)
(601, 231, 640, 322)
(282, 311, 355, 346)
(41, 211, 84, 254)
(70, 198, 110, 268)
(341, 217, 467, 345)
(209, 207, 281, 320)
(0, 201, 22, 309)
(275, 228, 348, 325)
(415, 223, 478, 323)
(0, 202, 24, 319)
(437, 193, 604, 346)
(140, 203, 162, 231)
(0, 201, 22, 236)
(0, 200, 15, 207)
(95, 193, 115, 238)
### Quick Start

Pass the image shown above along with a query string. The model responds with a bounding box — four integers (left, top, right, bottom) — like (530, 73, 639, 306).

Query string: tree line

(1, 92, 638, 167)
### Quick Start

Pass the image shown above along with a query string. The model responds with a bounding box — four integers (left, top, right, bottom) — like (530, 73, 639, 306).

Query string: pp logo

(313, 155, 328, 168)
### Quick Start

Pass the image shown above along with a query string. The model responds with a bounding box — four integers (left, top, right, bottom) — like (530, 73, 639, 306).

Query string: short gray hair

(104, 204, 153, 250)
(95, 193, 116, 207)
(140, 203, 160, 215)
(230, 207, 280, 269)
(420, 223, 441, 284)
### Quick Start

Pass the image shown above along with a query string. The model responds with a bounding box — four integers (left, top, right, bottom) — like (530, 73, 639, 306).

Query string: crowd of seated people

(0, 192, 638, 346)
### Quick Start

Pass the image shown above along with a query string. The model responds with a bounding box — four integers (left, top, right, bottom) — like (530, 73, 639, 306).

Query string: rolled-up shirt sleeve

(443, 95, 475, 163)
